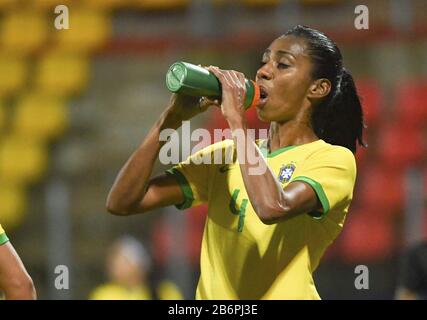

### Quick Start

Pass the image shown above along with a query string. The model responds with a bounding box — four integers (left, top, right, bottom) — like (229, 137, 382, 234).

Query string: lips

(257, 85, 269, 107)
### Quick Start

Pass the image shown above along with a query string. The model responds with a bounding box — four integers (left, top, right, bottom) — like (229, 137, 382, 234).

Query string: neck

(268, 118, 319, 152)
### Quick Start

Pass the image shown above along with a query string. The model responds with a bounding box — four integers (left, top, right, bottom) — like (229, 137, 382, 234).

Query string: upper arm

(135, 142, 223, 214)
(260, 180, 321, 224)
(136, 174, 185, 213)
(281, 180, 322, 218)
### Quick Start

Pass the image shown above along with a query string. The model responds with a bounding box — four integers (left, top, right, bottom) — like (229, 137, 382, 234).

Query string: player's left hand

(206, 66, 247, 128)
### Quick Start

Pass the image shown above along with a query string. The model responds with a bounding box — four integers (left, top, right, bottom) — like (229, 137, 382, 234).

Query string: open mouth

(260, 89, 268, 99)
(258, 86, 269, 107)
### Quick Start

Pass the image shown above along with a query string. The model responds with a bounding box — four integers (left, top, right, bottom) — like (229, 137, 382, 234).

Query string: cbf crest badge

(278, 163, 296, 183)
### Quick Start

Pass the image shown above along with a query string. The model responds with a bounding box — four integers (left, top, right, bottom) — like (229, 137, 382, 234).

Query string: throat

(268, 120, 319, 152)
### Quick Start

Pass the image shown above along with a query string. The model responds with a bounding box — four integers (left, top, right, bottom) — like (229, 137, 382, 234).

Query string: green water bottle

(165, 61, 260, 109)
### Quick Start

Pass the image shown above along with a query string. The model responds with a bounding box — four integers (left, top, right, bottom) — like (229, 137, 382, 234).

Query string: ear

(307, 78, 331, 100)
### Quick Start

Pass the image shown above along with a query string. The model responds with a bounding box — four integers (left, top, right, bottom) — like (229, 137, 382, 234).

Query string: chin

(255, 107, 270, 123)
(256, 105, 281, 123)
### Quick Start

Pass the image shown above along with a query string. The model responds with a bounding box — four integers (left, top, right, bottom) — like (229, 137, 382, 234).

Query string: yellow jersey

(166, 139, 356, 300)
(0, 224, 9, 245)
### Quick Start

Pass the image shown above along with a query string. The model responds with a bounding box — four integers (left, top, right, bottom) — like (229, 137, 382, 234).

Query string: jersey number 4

(229, 189, 248, 233)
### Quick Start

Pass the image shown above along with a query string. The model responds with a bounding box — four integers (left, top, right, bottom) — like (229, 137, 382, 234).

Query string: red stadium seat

(339, 208, 395, 262)
(355, 163, 404, 214)
(356, 79, 383, 128)
(376, 121, 426, 169)
(394, 80, 427, 127)
(151, 208, 207, 268)
(151, 218, 172, 267)
(354, 143, 369, 170)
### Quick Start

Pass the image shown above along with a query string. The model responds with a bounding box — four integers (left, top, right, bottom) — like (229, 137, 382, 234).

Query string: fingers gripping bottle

(165, 61, 260, 109)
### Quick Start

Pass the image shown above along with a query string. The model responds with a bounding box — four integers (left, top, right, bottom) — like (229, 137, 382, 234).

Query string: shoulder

(299, 140, 357, 183)
(309, 140, 356, 168)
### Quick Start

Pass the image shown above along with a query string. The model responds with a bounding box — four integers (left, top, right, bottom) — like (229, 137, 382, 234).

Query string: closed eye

(277, 62, 290, 69)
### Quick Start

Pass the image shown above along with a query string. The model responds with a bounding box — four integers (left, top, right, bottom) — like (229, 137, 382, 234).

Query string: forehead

(265, 35, 309, 59)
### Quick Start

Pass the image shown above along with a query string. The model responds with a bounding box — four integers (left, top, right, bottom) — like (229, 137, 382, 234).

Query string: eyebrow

(263, 49, 296, 61)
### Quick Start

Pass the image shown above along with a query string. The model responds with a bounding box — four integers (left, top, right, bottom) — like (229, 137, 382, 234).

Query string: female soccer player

(107, 25, 365, 299)
(0, 224, 36, 299)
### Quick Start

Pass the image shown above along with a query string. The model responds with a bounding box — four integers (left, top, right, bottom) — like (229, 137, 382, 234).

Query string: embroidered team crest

(278, 163, 296, 183)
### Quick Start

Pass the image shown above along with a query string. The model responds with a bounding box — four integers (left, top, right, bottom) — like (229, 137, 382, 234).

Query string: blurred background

(0, 0, 426, 299)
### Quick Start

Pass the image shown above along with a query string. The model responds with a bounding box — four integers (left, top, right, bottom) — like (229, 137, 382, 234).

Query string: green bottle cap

(166, 62, 187, 93)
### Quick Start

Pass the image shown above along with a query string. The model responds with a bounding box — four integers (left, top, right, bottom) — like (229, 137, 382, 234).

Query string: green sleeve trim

(291, 176, 330, 219)
(0, 232, 9, 245)
(165, 168, 194, 210)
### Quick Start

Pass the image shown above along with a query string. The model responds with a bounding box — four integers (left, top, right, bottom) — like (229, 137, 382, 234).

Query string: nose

(256, 63, 273, 81)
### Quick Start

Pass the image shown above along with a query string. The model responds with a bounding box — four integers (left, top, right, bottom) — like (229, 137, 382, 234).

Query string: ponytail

(311, 68, 366, 153)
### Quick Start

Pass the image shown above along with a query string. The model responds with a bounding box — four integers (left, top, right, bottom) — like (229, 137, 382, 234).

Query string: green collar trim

(267, 145, 297, 158)
(259, 140, 297, 158)
(259, 139, 323, 158)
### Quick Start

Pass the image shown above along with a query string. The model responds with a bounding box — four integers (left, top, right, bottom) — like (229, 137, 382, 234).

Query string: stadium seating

(12, 92, 68, 142)
(376, 121, 425, 169)
(356, 79, 382, 128)
(393, 80, 427, 128)
(0, 184, 27, 230)
(34, 51, 89, 97)
(340, 207, 395, 262)
(354, 143, 369, 169)
(132, 0, 190, 10)
(0, 0, 17, 11)
(82, 0, 130, 11)
(0, 135, 48, 185)
(355, 163, 405, 214)
(0, 101, 5, 131)
(29, 0, 73, 11)
(0, 10, 48, 56)
(53, 9, 112, 54)
(0, 54, 28, 98)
